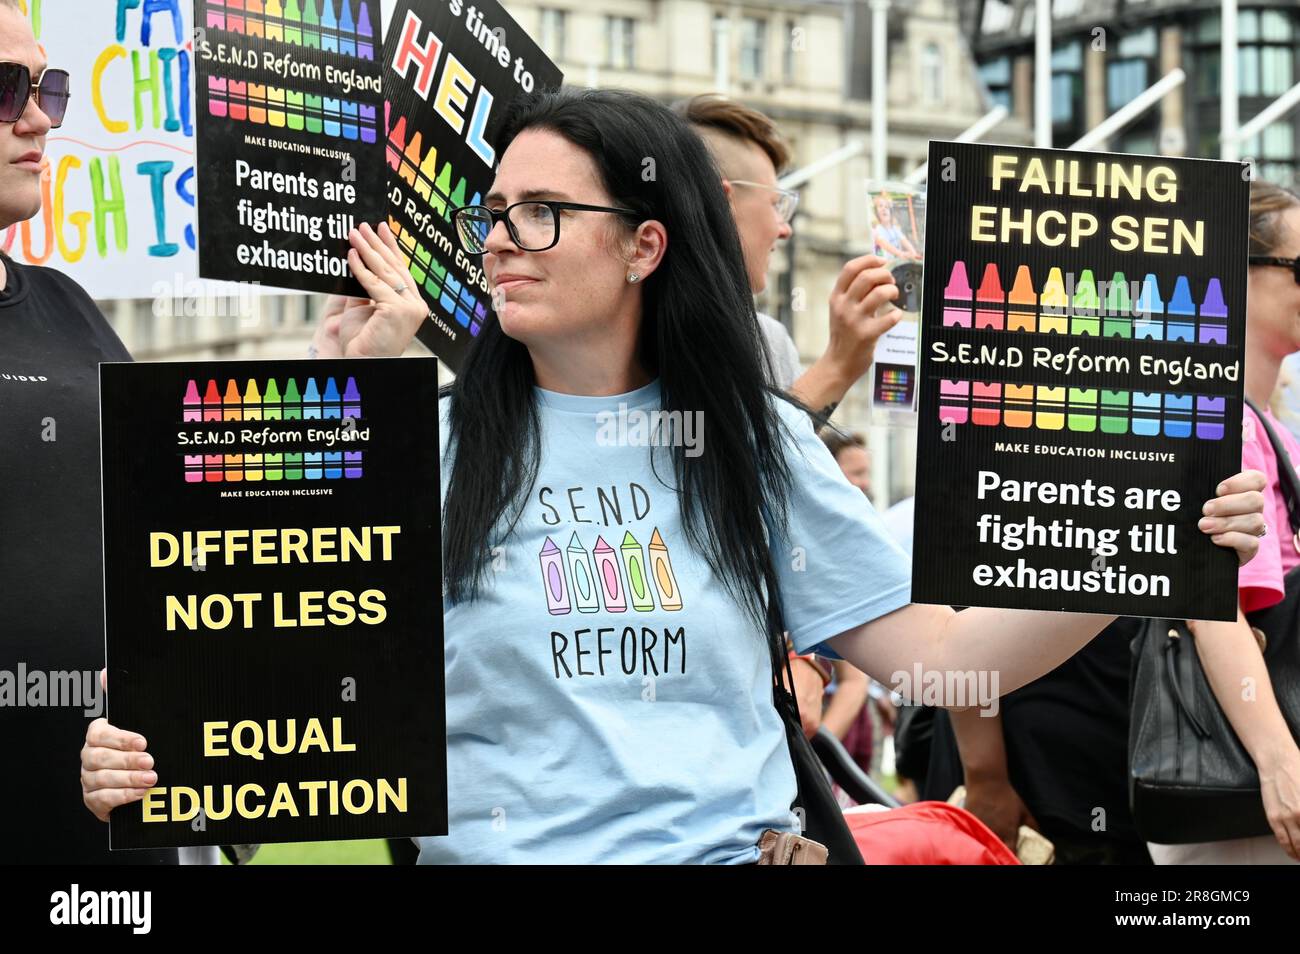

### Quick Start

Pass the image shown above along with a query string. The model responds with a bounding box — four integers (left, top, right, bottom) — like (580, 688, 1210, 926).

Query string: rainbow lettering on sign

(182, 376, 364, 482)
(1, 0, 197, 271)
(387, 7, 498, 168)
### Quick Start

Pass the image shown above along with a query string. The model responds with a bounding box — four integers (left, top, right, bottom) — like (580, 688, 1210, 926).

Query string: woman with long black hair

(81, 88, 1267, 864)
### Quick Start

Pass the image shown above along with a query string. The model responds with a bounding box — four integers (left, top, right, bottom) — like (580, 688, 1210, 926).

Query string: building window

(1107, 26, 1158, 154)
(783, 19, 798, 85)
(921, 42, 943, 104)
(1187, 9, 1300, 187)
(538, 8, 567, 62)
(981, 0, 1014, 33)
(1244, 121, 1297, 189)
(712, 13, 727, 73)
(1051, 41, 1084, 142)
(979, 55, 1011, 110)
(740, 16, 766, 82)
(605, 16, 635, 70)
(1107, 60, 1146, 110)
(1107, 26, 1157, 110)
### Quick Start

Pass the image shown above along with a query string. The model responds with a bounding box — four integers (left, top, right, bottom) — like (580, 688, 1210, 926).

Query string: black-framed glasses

(1249, 256, 1300, 284)
(452, 200, 639, 255)
(0, 63, 70, 127)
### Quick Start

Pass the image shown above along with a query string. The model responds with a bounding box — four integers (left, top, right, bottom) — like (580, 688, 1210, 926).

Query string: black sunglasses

(1249, 256, 1300, 284)
(452, 200, 639, 255)
(0, 63, 70, 127)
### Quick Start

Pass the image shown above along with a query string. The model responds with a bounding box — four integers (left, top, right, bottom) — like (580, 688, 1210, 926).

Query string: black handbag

(1129, 398, 1300, 844)
(763, 562, 865, 865)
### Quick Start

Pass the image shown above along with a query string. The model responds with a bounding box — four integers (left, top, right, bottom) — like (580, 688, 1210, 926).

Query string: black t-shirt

(920, 618, 1141, 850)
(997, 617, 1141, 845)
(0, 255, 176, 864)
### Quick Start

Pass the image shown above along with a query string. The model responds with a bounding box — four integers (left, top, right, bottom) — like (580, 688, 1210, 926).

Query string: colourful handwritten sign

(1, 0, 201, 298)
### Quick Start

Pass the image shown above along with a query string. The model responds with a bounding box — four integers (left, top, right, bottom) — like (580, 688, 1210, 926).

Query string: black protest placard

(193, 0, 386, 294)
(912, 143, 1249, 621)
(101, 357, 445, 849)
(383, 0, 563, 372)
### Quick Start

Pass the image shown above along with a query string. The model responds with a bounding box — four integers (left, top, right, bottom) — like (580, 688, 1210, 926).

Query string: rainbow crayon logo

(540, 530, 684, 615)
(206, 0, 376, 61)
(207, 80, 377, 143)
(180, 377, 364, 482)
(935, 377, 1225, 441)
(938, 262, 1230, 346)
(206, 1, 379, 141)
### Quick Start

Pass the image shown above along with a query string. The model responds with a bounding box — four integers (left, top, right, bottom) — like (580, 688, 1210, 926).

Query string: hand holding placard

(297, 222, 428, 360)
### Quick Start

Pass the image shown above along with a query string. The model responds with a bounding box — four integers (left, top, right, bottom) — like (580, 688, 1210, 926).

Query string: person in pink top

(1239, 402, 1300, 614)
(1149, 181, 1300, 865)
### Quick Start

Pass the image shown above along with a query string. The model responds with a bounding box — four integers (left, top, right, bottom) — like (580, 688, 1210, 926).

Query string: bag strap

(758, 501, 803, 712)
(1244, 397, 1300, 536)
(759, 498, 865, 865)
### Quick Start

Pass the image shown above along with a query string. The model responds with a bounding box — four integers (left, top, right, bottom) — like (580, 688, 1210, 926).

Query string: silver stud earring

(627, 273, 640, 284)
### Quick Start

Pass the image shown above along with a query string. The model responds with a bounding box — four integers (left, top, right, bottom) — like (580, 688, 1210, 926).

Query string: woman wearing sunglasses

(81, 87, 1267, 864)
(1143, 181, 1300, 864)
(0, 1, 166, 866)
(0, 1, 417, 865)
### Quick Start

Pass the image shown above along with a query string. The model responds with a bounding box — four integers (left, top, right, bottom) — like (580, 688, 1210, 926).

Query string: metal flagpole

(1222, 0, 1239, 160)
(1035, 0, 1052, 147)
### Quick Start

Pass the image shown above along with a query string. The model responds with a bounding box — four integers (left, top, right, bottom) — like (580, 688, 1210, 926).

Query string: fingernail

(139, 754, 154, 769)
(140, 771, 157, 785)
(1217, 483, 1227, 495)
(134, 737, 148, 750)
(1199, 517, 1214, 531)
(1202, 502, 1213, 515)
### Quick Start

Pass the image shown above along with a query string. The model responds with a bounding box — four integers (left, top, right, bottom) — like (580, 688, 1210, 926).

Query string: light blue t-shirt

(418, 380, 911, 864)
